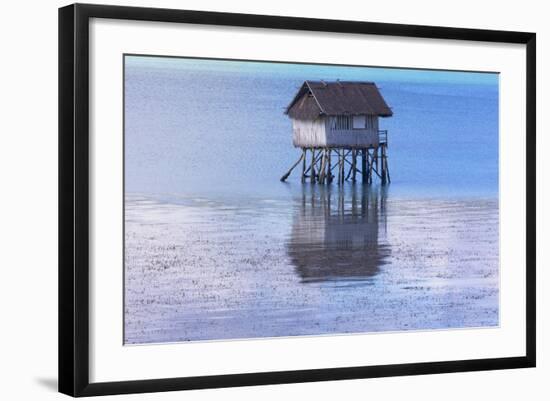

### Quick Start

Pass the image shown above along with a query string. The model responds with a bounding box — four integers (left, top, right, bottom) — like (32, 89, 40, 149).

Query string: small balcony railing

(378, 130, 388, 145)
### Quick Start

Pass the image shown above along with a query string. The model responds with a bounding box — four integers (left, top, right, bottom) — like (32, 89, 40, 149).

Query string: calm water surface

(124, 57, 499, 344)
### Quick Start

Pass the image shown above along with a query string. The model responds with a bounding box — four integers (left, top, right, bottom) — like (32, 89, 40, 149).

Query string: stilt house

(280, 81, 393, 184)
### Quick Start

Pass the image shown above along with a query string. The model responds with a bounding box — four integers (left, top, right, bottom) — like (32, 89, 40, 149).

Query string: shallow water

(124, 185, 498, 344)
(124, 56, 499, 344)
(124, 57, 498, 199)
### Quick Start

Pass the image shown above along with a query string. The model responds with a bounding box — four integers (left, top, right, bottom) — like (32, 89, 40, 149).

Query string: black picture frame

(59, 3, 536, 397)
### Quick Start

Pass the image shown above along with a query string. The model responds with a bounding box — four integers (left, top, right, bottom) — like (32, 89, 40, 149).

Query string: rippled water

(124, 186, 498, 344)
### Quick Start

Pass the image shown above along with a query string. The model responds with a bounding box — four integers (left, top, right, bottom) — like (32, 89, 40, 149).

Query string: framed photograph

(58, 3, 536, 397)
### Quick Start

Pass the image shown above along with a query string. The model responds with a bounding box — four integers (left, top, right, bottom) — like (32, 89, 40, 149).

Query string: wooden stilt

(345, 156, 353, 181)
(340, 149, 345, 184)
(381, 146, 387, 185)
(361, 148, 367, 183)
(385, 146, 389, 184)
(303, 151, 323, 176)
(336, 150, 340, 184)
(310, 148, 316, 183)
(327, 149, 333, 183)
(318, 148, 327, 184)
(368, 148, 375, 185)
(375, 146, 379, 177)
(281, 141, 389, 185)
(366, 149, 370, 184)
(317, 149, 323, 178)
(338, 149, 343, 185)
(351, 149, 357, 182)
(301, 148, 306, 183)
(384, 145, 391, 183)
(280, 152, 305, 182)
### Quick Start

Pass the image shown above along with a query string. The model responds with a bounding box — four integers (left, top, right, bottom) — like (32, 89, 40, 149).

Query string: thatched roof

(285, 80, 393, 120)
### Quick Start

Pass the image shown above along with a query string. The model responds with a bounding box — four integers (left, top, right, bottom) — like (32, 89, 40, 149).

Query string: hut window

(333, 116, 353, 130)
(353, 115, 366, 129)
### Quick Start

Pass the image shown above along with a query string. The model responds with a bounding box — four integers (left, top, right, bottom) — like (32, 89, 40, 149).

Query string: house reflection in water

(287, 185, 390, 283)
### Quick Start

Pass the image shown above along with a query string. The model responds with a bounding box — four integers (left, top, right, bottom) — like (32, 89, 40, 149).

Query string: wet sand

(124, 187, 499, 344)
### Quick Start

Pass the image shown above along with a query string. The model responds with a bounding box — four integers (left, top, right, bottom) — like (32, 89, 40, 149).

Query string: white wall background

(0, 0, 546, 399)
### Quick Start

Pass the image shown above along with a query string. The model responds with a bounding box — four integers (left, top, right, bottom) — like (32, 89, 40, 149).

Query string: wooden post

(368, 148, 375, 185)
(386, 145, 391, 183)
(310, 148, 316, 183)
(340, 149, 345, 184)
(336, 149, 340, 184)
(351, 149, 357, 182)
(301, 148, 307, 183)
(338, 149, 343, 185)
(380, 146, 386, 185)
(317, 149, 324, 179)
(280, 152, 305, 182)
(383, 145, 390, 184)
(319, 148, 327, 184)
(375, 146, 379, 177)
(345, 152, 354, 181)
(344, 150, 348, 184)
(327, 149, 332, 184)
(361, 148, 367, 183)
(386, 151, 391, 184)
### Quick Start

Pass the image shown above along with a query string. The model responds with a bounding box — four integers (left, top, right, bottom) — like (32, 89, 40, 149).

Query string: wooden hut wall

(292, 118, 327, 147)
(324, 115, 379, 148)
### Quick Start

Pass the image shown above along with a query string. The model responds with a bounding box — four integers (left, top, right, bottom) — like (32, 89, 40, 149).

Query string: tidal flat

(124, 187, 499, 344)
